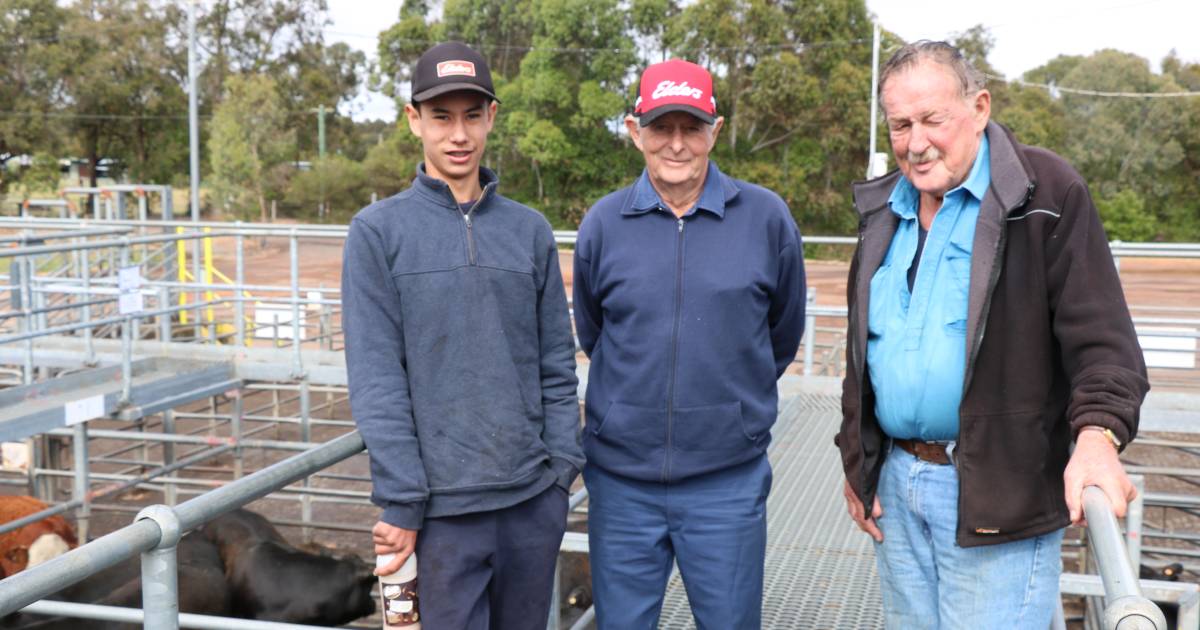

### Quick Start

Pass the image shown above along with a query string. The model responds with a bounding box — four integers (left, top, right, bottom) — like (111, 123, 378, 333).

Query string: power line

(986, 73, 1200, 98)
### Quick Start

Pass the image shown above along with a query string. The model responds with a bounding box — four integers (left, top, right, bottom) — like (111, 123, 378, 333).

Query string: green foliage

(3, 1, 1199, 243)
(286, 155, 370, 222)
(209, 74, 293, 222)
(362, 125, 423, 199)
(1097, 189, 1157, 242)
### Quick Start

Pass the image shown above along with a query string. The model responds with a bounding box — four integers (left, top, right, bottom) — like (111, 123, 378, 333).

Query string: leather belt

(894, 438, 953, 465)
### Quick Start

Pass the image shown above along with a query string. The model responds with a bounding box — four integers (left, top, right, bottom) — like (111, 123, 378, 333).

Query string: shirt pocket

(942, 241, 972, 335)
(867, 262, 894, 338)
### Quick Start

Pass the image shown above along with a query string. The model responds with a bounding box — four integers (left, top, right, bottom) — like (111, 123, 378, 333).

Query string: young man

(573, 59, 806, 629)
(341, 41, 583, 629)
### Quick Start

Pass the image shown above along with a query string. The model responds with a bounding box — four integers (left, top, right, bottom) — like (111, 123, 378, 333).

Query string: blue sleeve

(535, 224, 585, 489)
(341, 218, 428, 529)
(770, 218, 807, 378)
(572, 214, 603, 357)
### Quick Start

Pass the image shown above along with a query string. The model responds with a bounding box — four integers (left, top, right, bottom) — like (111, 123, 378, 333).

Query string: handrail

(0, 430, 366, 618)
(1083, 485, 1169, 629)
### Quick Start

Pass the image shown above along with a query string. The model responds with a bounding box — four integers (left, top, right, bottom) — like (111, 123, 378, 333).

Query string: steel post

(73, 422, 91, 542)
(1128, 475, 1145, 571)
(158, 285, 171, 342)
(162, 409, 177, 506)
(803, 288, 816, 375)
(290, 230, 302, 378)
(82, 247, 95, 365)
(235, 228, 245, 346)
(137, 505, 182, 630)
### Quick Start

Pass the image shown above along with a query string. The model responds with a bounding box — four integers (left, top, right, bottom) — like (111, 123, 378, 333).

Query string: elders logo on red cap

(633, 59, 717, 126)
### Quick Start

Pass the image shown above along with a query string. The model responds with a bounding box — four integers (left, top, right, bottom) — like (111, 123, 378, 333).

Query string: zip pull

(677, 218, 684, 233)
(464, 214, 472, 228)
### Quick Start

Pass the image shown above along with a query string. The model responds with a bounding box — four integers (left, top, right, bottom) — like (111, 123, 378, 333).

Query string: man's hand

(1064, 429, 1137, 525)
(372, 520, 418, 576)
(843, 479, 884, 542)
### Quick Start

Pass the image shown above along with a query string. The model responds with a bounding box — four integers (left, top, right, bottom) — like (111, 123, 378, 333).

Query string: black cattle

(198, 508, 376, 626)
(2, 532, 231, 629)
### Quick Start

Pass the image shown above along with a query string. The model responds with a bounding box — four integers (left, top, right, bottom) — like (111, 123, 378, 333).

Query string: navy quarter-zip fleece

(342, 165, 584, 530)
(573, 161, 806, 482)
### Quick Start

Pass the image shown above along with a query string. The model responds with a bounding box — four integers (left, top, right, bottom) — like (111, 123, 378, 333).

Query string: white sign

(1, 442, 30, 472)
(65, 395, 106, 426)
(254, 305, 306, 340)
(118, 291, 144, 314)
(118, 265, 144, 315)
(118, 265, 141, 292)
(1139, 327, 1198, 369)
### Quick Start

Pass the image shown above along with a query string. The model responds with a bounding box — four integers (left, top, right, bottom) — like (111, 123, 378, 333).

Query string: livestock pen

(0, 202, 1195, 628)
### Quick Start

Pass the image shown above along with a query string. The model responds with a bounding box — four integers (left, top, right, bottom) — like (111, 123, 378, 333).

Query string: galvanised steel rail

(0, 430, 366, 625)
(1083, 486, 1169, 629)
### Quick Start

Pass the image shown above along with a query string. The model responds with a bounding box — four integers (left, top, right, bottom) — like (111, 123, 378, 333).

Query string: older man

(573, 59, 806, 629)
(837, 41, 1148, 628)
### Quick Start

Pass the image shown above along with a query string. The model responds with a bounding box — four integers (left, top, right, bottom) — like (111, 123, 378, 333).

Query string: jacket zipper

(463, 213, 477, 265)
(461, 190, 490, 266)
(663, 216, 685, 483)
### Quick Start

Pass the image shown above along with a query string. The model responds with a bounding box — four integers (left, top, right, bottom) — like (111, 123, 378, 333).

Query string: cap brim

(638, 104, 715, 126)
(411, 82, 500, 104)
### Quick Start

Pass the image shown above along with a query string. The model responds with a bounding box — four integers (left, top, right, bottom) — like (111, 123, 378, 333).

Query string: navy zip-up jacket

(573, 161, 806, 482)
(342, 165, 583, 530)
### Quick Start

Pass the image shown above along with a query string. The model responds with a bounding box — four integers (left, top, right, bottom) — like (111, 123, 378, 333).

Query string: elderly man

(573, 59, 806, 629)
(837, 41, 1149, 628)
(343, 41, 582, 629)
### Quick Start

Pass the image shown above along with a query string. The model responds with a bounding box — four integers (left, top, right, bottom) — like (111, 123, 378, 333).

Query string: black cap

(411, 41, 499, 104)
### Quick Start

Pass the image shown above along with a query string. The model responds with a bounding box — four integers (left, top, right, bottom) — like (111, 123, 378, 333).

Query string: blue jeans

(873, 446, 1064, 630)
(584, 455, 771, 630)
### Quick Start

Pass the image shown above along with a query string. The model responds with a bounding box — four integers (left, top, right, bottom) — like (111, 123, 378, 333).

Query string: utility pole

(867, 21, 882, 179)
(188, 0, 200, 221)
(316, 104, 327, 160)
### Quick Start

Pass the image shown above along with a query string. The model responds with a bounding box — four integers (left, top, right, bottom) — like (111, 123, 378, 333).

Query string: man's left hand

(1063, 429, 1137, 525)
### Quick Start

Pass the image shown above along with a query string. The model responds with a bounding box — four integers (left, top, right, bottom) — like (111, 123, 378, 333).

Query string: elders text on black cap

(411, 41, 500, 104)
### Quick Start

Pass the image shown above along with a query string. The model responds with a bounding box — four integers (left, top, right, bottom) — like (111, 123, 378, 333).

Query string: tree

(59, 0, 189, 186)
(0, 0, 70, 193)
(1097, 190, 1157, 242)
(285, 155, 370, 222)
(209, 75, 293, 222)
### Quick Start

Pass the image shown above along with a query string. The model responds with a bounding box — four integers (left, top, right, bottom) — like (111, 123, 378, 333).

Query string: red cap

(633, 59, 717, 126)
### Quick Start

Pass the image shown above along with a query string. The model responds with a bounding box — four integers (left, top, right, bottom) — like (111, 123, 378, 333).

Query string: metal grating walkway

(659, 393, 884, 629)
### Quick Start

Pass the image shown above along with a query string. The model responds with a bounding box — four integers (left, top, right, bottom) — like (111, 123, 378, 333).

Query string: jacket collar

(412, 163, 500, 211)
(623, 160, 740, 218)
(853, 121, 1034, 220)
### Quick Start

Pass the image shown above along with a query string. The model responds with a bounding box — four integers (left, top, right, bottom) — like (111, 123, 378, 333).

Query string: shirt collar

(414, 162, 499, 208)
(888, 133, 991, 220)
(625, 160, 739, 218)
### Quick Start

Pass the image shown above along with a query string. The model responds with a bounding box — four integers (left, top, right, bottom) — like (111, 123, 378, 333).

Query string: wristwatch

(1079, 425, 1122, 450)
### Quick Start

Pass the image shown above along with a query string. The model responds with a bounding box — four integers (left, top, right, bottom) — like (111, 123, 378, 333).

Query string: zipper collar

(413, 162, 500, 213)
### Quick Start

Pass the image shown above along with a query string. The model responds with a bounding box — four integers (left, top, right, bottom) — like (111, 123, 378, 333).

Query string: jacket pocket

(957, 407, 1066, 536)
(670, 401, 764, 479)
(583, 401, 668, 480)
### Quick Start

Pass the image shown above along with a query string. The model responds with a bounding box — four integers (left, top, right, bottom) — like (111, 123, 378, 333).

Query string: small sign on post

(118, 265, 144, 314)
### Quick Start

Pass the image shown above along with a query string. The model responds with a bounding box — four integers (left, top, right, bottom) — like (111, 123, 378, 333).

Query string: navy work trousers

(415, 483, 568, 630)
(584, 454, 772, 629)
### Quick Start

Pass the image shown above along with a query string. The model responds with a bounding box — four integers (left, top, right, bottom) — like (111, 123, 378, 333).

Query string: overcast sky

(326, 0, 1200, 122)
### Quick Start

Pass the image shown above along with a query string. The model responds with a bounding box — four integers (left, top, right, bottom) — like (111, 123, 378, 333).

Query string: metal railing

(0, 430, 365, 626)
(1080, 485, 1170, 629)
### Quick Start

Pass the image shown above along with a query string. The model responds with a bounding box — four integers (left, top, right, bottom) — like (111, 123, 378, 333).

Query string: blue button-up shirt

(867, 134, 990, 441)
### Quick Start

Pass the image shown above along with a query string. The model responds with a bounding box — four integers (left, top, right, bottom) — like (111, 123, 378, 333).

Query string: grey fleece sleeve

(536, 225, 584, 490)
(342, 218, 429, 529)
